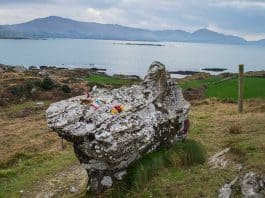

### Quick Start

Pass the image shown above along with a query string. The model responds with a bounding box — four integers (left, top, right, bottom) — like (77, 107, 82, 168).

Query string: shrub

(40, 77, 55, 90)
(25, 80, 41, 96)
(9, 79, 42, 97)
(9, 85, 24, 97)
(24, 82, 33, 94)
(61, 85, 71, 93)
(28, 79, 41, 87)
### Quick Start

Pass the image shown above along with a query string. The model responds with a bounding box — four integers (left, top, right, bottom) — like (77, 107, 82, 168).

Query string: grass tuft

(171, 140, 206, 166)
(0, 153, 33, 169)
(110, 139, 206, 197)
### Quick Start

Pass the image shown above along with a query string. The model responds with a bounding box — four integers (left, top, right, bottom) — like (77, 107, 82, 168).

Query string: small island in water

(202, 68, 227, 72)
(113, 42, 164, 46)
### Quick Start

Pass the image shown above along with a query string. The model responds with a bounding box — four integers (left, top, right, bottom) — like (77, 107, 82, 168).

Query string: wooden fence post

(61, 137, 64, 150)
(238, 64, 244, 113)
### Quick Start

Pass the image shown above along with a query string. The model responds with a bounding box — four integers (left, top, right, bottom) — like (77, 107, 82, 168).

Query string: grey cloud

(0, 0, 56, 4)
(0, 0, 265, 38)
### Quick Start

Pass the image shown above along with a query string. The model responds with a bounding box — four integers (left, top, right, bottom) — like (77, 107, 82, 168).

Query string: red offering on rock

(86, 92, 91, 98)
(114, 105, 123, 113)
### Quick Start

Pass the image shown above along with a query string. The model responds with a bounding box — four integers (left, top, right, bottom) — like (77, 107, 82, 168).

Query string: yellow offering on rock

(111, 108, 118, 115)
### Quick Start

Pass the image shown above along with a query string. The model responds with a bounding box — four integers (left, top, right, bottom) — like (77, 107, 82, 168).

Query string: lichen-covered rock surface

(46, 62, 190, 193)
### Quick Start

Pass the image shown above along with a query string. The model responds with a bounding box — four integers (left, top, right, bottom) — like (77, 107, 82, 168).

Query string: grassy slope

(123, 99, 265, 197)
(0, 100, 264, 198)
(179, 76, 265, 100)
(0, 74, 264, 197)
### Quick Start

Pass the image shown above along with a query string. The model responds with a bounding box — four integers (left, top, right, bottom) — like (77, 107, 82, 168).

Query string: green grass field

(179, 76, 222, 90)
(179, 77, 265, 100)
(87, 74, 140, 87)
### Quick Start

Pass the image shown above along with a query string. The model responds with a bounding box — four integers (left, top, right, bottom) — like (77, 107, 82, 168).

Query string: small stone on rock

(69, 186, 77, 193)
(114, 171, 127, 180)
(36, 102, 44, 106)
(100, 176, 113, 188)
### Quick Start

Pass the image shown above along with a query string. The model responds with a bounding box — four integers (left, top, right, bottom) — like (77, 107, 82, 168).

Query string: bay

(0, 39, 264, 77)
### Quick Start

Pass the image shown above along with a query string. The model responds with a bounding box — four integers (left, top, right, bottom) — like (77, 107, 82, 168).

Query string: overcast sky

(0, 0, 265, 40)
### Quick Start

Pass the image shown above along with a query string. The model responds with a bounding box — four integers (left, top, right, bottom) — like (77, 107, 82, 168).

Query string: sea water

(0, 39, 264, 77)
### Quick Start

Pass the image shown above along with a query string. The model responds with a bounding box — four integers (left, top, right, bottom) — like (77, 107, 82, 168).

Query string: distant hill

(0, 16, 264, 45)
(188, 29, 246, 44)
(248, 39, 265, 46)
(0, 27, 28, 39)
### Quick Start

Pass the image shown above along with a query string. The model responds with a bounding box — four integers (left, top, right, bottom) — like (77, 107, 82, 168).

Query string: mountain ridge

(0, 16, 263, 45)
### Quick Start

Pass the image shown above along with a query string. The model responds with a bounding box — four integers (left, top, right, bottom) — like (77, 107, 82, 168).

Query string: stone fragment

(208, 148, 230, 169)
(218, 177, 238, 198)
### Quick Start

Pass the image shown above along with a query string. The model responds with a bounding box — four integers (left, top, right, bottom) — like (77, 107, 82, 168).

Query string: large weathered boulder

(46, 62, 190, 193)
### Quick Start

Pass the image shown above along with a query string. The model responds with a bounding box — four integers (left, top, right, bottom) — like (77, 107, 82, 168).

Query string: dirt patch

(183, 87, 205, 101)
(245, 99, 265, 113)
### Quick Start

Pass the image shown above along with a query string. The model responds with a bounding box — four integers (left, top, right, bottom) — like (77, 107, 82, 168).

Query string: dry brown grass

(190, 99, 265, 168)
(129, 99, 265, 197)
(0, 104, 77, 197)
(0, 102, 63, 165)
